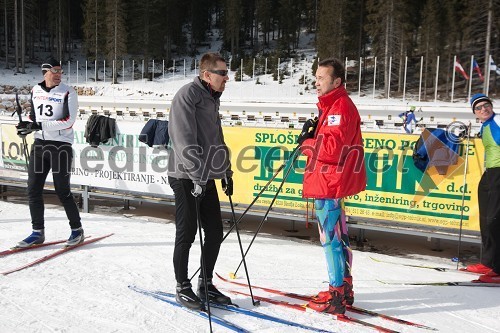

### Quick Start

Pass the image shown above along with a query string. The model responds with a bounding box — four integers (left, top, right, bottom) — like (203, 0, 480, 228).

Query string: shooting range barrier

(0, 119, 482, 249)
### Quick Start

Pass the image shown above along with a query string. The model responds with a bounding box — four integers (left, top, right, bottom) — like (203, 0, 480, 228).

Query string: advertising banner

(71, 121, 173, 196)
(222, 127, 481, 232)
(0, 119, 481, 232)
(0, 123, 33, 172)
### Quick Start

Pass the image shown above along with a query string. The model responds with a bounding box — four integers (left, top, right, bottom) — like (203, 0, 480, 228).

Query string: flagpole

(451, 55, 456, 103)
(468, 55, 473, 101)
(434, 55, 439, 102)
(485, 54, 491, 95)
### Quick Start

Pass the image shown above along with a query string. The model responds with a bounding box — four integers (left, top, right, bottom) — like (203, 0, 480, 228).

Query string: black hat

(41, 58, 61, 74)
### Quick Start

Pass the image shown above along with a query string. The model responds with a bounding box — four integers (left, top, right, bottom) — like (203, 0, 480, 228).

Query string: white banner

(0, 124, 3, 169)
(71, 121, 173, 196)
(0, 119, 173, 196)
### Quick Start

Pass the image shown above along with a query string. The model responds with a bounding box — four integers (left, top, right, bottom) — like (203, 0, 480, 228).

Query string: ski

(216, 273, 435, 331)
(129, 285, 249, 333)
(0, 239, 68, 257)
(377, 279, 500, 287)
(223, 287, 399, 333)
(1, 234, 113, 275)
(152, 290, 334, 333)
(369, 256, 481, 275)
(369, 256, 454, 272)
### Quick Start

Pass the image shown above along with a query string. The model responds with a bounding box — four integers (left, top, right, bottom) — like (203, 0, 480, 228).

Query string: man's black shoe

(176, 281, 203, 310)
(197, 277, 232, 305)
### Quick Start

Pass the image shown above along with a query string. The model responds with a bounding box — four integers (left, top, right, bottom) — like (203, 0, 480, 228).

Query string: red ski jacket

(301, 86, 366, 199)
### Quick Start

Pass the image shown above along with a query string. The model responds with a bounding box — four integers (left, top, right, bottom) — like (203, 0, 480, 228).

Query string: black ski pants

(168, 177, 223, 284)
(478, 167, 500, 273)
(27, 139, 81, 230)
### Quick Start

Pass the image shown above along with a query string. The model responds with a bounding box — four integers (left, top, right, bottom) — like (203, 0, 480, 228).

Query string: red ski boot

(478, 270, 500, 283)
(343, 276, 354, 306)
(308, 285, 346, 315)
(464, 263, 492, 274)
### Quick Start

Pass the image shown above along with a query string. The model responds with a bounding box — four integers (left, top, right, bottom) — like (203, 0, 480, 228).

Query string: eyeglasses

(474, 103, 492, 111)
(208, 69, 228, 76)
(49, 68, 64, 74)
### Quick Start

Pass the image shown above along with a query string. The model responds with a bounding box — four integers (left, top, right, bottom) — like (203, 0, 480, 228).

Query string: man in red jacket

(298, 58, 366, 315)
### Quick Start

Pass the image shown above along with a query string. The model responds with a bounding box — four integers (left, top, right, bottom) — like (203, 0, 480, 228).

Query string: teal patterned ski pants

(315, 198, 352, 287)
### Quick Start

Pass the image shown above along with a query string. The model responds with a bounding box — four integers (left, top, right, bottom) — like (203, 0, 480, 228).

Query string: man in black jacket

(167, 52, 233, 309)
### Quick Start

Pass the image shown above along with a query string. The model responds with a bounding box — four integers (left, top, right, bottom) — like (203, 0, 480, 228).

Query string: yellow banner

(223, 127, 308, 211)
(0, 124, 33, 172)
(222, 127, 482, 232)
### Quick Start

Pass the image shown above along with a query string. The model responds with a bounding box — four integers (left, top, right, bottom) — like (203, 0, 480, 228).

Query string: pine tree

(125, 0, 165, 79)
(365, 0, 415, 97)
(256, 0, 272, 47)
(190, 0, 212, 53)
(277, 0, 303, 54)
(419, 0, 443, 100)
(82, 0, 105, 60)
(224, 0, 242, 57)
(317, 0, 344, 60)
(162, 0, 188, 62)
(105, 0, 127, 84)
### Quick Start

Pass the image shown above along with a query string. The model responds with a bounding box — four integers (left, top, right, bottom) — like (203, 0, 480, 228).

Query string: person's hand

(221, 177, 233, 196)
(297, 117, 317, 145)
(191, 181, 206, 198)
(16, 121, 41, 136)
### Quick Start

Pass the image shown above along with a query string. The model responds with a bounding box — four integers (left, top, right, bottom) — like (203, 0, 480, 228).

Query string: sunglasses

(474, 103, 492, 111)
(208, 69, 228, 76)
(49, 68, 64, 74)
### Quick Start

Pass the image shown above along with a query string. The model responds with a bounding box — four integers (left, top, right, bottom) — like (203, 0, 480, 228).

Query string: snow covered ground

(0, 199, 499, 333)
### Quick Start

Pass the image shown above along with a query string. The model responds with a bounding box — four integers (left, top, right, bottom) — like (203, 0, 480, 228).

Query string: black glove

(191, 181, 206, 198)
(297, 117, 318, 145)
(221, 177, 233, 196)
(16, 121, 41, 136)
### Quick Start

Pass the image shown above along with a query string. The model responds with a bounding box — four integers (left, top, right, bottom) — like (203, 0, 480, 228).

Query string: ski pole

(230, 151, 300, 278)
(193, 194, 213, 333)
(228, 194, 260, 306)
(189, 145, 301, 282)
(14, 92, 30, 167)
(221, 144, 301, 238)
(456, 122, 472, 270)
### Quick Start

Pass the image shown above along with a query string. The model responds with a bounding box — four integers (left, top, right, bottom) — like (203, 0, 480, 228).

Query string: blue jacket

(139, 119, 169, 148)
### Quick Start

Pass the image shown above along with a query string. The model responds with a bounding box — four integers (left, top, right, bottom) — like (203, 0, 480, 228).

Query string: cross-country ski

(216, 273, 436, 331)
(377, 279, 500, 287)
(150, 289, 334, 333)
(0, 239, 67, 257)
(223, 287, 400, 333)
(1, 234, 113, 275)
(129, 285, 249, 333)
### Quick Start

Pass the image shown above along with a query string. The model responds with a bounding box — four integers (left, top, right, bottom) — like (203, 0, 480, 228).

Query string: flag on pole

(454, 59, 469, 79)
(490, 55, 497, 71)
(473, 59, 484, 81)
(490, 55, 500, 75)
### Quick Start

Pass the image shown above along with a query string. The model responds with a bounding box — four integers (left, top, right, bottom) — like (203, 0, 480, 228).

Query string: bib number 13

(37, 104, 54, 117)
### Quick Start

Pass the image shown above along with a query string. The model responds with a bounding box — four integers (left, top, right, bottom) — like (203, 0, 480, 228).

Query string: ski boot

(308, 285, 346, 315)
(197, 277, 232, 305)
(66, 227, 84, 247)
(16, 229, 45, 248)
(176, 281, 203, 310)
(343, 276, 354, 306)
